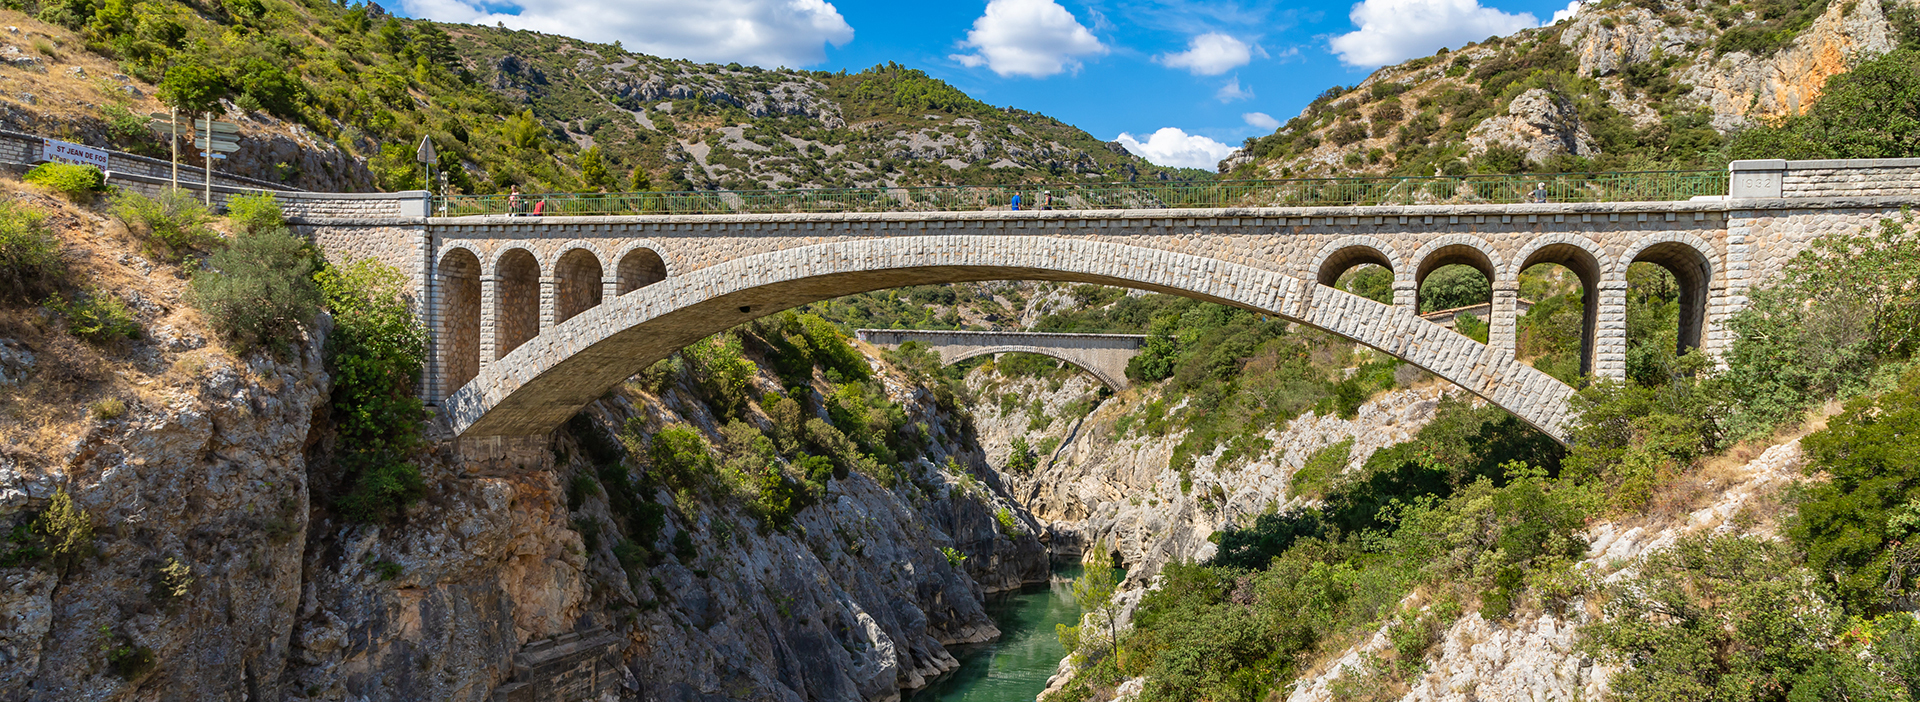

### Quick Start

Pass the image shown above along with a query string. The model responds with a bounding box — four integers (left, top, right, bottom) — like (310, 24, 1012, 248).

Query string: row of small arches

(436, 245, 671, 393)
(1311, 233, 1716, 376)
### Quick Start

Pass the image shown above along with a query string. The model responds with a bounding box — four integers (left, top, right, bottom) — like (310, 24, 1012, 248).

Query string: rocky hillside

(1223, 0, 1920, 178)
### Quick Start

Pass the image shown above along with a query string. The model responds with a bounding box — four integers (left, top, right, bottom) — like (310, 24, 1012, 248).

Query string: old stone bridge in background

(855, 329, 1148, 389)
(279, 158, 1920, 445)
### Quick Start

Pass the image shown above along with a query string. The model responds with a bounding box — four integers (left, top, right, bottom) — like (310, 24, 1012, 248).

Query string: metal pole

(203, 111, 212, 207)
(169, 107, 178, 193)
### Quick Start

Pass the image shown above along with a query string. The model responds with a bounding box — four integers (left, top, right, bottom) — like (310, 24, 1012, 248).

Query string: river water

(907, 566, 1084, 702)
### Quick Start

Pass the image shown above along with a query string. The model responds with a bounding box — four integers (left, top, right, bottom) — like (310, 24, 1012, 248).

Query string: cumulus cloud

(1157, 32, 1255, 75)
(951, 0, 1108, 78)
(1116, 128, 1237, 171)
(1552, 0, 1586, 23)
(400, 0, 854, 68)
(1243, 112, 1280, 130)
(1329, 0, 1540, 67)
(1215, 77, 1254, 102)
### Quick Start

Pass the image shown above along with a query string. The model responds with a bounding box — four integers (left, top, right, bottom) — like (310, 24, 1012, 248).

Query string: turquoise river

(908, 566, 1085, 702)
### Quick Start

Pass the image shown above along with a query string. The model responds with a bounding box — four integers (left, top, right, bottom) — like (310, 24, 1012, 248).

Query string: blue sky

(398, 0, 1588, 170)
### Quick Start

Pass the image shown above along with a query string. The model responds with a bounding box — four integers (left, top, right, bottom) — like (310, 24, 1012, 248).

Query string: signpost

(416, 136, 435, 211)
(193, 114, 240, 206)
(148, 110, 183, 191)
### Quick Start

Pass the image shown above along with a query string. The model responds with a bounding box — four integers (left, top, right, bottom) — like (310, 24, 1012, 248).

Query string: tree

(191, 226, 320, 353)
(579, 146, 614, 191)
(158, 60, 227, 114)
(1060, 538, 1121, 666)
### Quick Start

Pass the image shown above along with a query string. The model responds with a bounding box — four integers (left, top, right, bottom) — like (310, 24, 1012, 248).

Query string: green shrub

(49, 290, 140, 343)
(683, 333, 754, 418)
(23, 163, 106, 202)
(151, 557, 192, 601)
(33, 489, 92, 573)
(317, 259, 429, 523)
(1722, 214, 1920, 436)
(995, 507, 1020, 535)
(112, 189, 215, 258)
(105, 642, 156, 681)
(1788, 367, 1920, 614)
(224, 192, 284, 234)
(0, 202, 61, 303)
(1582, 534, 1906, 701)
(191, 226, 320, 353)
(1290, 438, 1352, 500)
(1006, 435, 1036, 474)
(940, 546, 967, 568)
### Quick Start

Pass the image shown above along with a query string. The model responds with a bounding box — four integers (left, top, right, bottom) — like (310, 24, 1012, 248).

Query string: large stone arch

(444, 236, 1579, 443)
(943, 345, 1131, 389)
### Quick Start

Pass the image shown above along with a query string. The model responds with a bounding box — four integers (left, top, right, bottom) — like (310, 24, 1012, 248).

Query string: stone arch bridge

(854, 329, 1148, 389)
(283, 158, 1920, 445)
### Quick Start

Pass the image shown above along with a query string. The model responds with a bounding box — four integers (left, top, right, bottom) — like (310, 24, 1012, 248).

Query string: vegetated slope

(0, 0, 1198, 195)
(1223, 0, 1920, 178)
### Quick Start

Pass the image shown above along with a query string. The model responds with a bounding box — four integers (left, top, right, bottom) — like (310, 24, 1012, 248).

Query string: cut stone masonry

(283, 158, 1920, 446)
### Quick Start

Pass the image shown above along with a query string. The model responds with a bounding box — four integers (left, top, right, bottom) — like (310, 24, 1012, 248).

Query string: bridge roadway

(854, 329, 1148, 389)
(280, 158, 1920, 445)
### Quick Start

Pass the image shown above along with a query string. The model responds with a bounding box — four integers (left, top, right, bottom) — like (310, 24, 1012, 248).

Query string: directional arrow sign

(194, 139, 241, 153)
(192, 119, 240, 134)
(149, 119, 187, 137)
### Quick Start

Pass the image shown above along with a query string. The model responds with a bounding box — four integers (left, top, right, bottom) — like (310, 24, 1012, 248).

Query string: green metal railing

(437, 170, 1729, 217)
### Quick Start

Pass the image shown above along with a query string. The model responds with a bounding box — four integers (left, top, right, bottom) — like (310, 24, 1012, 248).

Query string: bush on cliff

(111, 189, 215, 260)
(23, 163, 106, 203)
(190, 225, 320, 353)
(318, 258, 428, 523)
(0, 202, 62, 303)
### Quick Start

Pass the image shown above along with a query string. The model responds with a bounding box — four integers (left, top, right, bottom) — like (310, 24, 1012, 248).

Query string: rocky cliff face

(0, 313, 1045, 699)
(968, 368, 1451, 587)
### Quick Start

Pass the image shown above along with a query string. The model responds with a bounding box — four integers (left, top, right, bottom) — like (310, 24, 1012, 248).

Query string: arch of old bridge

(854, 329, 1148, 390)
(282, 158, 1920, 445)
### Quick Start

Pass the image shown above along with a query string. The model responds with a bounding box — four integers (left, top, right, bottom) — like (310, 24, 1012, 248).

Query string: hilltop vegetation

(0, 0, 1196, 194)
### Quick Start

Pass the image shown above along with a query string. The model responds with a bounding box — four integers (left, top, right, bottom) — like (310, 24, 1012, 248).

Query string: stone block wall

(489, 628, 625, 702)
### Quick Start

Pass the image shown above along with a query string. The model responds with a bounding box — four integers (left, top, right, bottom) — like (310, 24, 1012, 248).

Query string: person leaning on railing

(1527, 182, 1548, 203)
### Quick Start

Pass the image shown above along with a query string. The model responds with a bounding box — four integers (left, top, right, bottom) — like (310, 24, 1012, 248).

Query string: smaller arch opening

(617, 248, 668, 295)
(1518, 243, 1602, 382)
(1317, 245, 1393, 288)
(438, 248, 481, 396)
(554, 248, 604, 325)
(1628, 241, 1712, 382)
(495, 248, 541, 359)
(1416, 245, 1495, 335)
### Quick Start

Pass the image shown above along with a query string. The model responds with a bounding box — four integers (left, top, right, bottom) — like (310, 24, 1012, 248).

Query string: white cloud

(950, 0, 1108, 78)
(1329, 0, 1540, 67)
(1551, 0, 1585, 23)
(1116, 128, 1237, 171)
(400, 0, 854, 68)
(1215, 77, 1254, 102)
(1157, 32, 1254, 75)
(1243, 112, 1280, 130)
